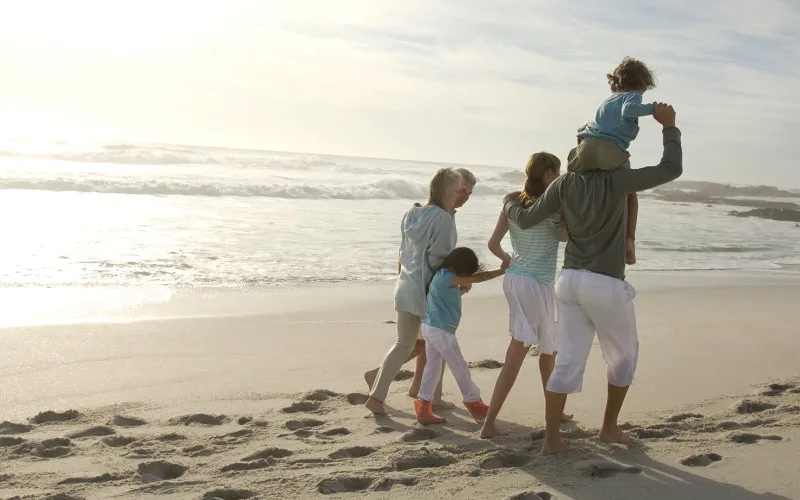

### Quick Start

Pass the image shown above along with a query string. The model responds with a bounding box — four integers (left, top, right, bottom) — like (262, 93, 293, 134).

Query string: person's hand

(503, 191, 521, 205)
(500, 252, 512, 269)
(652, 102, 676, 129)
(460, 283, 472, 295)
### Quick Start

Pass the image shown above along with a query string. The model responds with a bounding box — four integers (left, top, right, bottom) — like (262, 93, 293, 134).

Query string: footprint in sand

(732, 399, 777, 414)
(398, 428, 440, 443)
(279, 429, 315, 438)
(29, 410, 82, 424)
(136, 460, 187, 483)
(729, 432, 783, 444)
(372, 426, 397, 435)
(237, 416, 253, 425)
(112, 415, 147, 427)
(328, 446, 377, 460)
(373, 477, 419, 491)
(468, 359, 504, 369)
(156, 433, 187, 442)
(103, 436, 137, 447)
(68, 426, 116, 439)
(480, 450, 533, 470)
(282, 401, 323, 414)
(666, 413, 704, 423)
(680, 453, 723, 467)
(0, 421, 33, 435)
(42, 494, 83, 500)
(59, 473, 125, 485)
(575, 460, 642, 478)
(391, 449, 457, 471)
(242, 447, 293, 461)
(211, 429, 253, 445)
(0, 437, 25, 447)
(182, 444, 215, 457)
(504, 491, 554, 500)
(285, 418, 325, 431)
(29, 438, 73, 458)
(394, 370, 414, 381)
(303, 389, 342, 402)
(632, 427, 676, 439)
(757, 383, 797, 397)
(319, 428, 351, 437)
(346, 393, 369, 405)
(221, 458, 276, 472)
(202, 488, 257, 500)
(317, 476, 375, 494)
(169, 414, 227, 426)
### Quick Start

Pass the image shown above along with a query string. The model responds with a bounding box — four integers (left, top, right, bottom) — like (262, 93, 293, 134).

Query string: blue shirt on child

(423, 269, 462, 334)
(577, 91, 654, 151)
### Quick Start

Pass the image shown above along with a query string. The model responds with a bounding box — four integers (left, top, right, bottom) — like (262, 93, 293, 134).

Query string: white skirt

(503, 272, 557, 354)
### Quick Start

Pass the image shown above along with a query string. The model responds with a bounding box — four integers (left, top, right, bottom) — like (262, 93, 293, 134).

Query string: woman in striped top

(480, 152, 571, 438)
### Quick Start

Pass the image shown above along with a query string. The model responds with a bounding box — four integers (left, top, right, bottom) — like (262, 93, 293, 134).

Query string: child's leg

(480, 339, 529, 438)
(416, 336, 445, 403)
(433, 333, 481, 403)
(626, 192, 638, 265)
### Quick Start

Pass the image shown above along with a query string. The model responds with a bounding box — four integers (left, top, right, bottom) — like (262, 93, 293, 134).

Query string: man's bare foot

(364, 369, 378, 391)
(365, 397, 386, 415)
(432, 400, 456, 410)
(560, 412, 574, 422)
(480, 422, 504, 439)
(541, 437, 571, 455)
(626, 238, 636, 265)
(599, 426, 633, 445)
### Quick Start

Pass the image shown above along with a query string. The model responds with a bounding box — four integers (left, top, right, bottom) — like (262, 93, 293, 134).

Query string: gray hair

(456, 168, 477, 187)
(428, 168, 463, 210)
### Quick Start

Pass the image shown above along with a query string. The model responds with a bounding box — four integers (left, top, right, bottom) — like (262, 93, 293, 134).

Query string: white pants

(503, 273, 557, 354)
(418, 324, 481, 403)
(547, 269, 639, 394)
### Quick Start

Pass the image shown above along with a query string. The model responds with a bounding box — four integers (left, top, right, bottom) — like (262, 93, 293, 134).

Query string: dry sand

(2, 272, 800, 499)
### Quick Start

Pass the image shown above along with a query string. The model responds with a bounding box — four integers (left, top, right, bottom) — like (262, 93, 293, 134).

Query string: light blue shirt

(506, 213, 560, 286)
(577, 91, 654, 151)
(423, 269, 461, 333)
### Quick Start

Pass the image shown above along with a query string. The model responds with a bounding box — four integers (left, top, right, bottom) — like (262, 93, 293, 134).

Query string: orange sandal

(415, 399, 447, 425)
(464, 400, 489, 423)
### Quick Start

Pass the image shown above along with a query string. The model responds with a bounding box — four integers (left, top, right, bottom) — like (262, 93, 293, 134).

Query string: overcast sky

(1, 0, 798, 186)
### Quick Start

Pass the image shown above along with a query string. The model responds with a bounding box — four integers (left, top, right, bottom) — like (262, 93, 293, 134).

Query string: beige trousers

(568, 137, 630, 172)
(369, 311, 444, 402)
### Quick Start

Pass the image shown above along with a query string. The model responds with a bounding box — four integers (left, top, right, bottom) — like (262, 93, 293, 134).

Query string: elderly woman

(364, 167, 476, 415)
(503, 103, 682, 454)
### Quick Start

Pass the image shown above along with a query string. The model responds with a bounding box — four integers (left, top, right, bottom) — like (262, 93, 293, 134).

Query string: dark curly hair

(607, 57, 656, 93)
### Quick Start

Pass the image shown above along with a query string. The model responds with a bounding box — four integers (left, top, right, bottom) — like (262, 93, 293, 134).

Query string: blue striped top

(505, 211, 561, 286)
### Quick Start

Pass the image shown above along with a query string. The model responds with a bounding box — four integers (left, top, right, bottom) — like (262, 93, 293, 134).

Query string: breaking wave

(0, 176, 511, 199)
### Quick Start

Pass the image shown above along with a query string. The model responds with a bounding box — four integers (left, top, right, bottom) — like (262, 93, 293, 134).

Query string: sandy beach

(2, 271, 800, 500)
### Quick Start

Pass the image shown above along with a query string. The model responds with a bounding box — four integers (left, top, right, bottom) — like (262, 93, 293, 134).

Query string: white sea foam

(0, 176, 511, 199)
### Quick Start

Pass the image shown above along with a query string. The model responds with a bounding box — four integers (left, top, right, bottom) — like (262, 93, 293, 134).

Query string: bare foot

(365, 397, 386, 415)
(560, 412, 574, 422)
(364, 369, 378, 391)
(599, 427, 633, 445)
(626, 238, 636, 265)
(480, 422, 504, 439)
(541, 438, 571, 455)
(432, 400, 456, 410)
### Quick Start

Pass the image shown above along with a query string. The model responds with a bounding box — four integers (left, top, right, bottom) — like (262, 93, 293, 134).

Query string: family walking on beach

(363, 57, 683, 454)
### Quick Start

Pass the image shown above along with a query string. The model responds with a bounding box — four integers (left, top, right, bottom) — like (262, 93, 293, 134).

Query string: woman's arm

(451, 269, 505, 286)
(488, 214, 511, 268)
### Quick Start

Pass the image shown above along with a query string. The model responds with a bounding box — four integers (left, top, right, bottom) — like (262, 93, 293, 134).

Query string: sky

(0, 0, 798, 186)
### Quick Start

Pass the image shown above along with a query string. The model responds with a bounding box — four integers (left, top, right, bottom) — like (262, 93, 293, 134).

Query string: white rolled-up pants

(547, 269, 639, 394)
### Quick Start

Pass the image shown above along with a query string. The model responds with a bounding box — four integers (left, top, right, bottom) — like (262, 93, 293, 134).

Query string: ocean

(1, 140, 799, 290)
